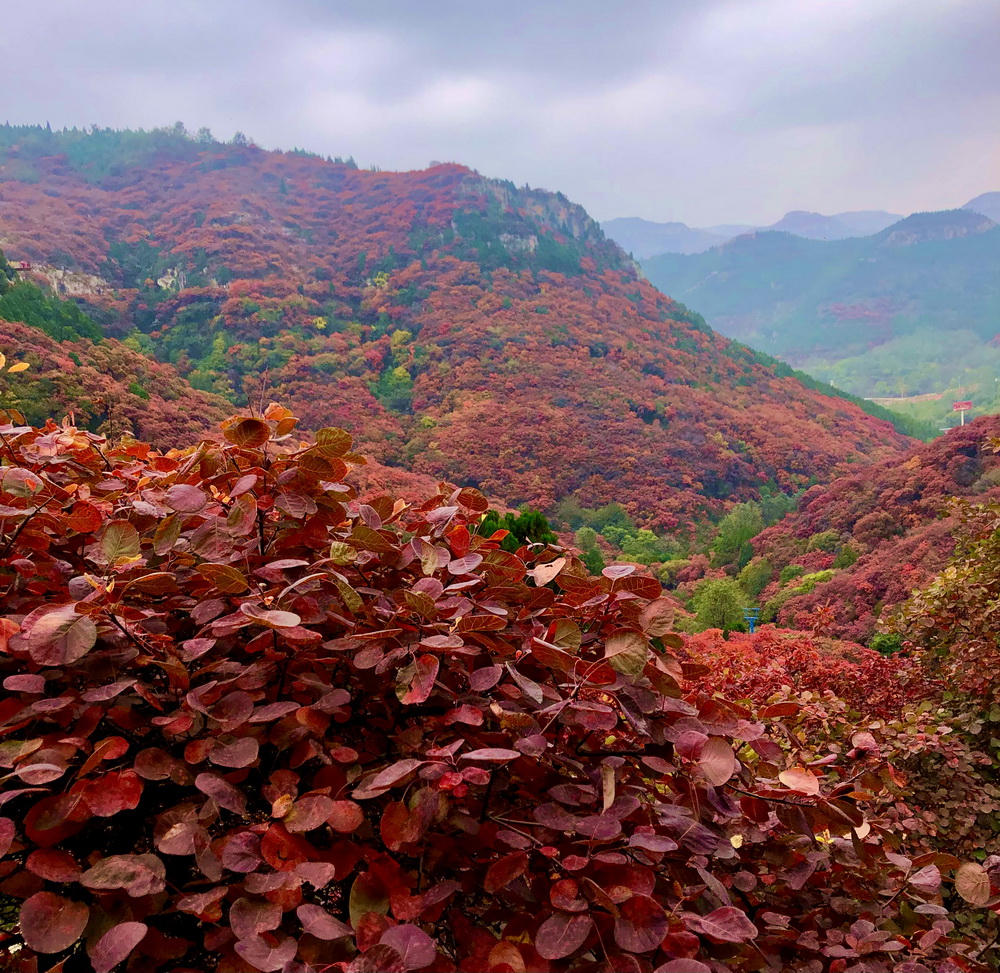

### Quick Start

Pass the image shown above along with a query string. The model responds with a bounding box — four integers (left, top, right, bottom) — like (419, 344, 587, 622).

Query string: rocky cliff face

(879, 209, 997, 247)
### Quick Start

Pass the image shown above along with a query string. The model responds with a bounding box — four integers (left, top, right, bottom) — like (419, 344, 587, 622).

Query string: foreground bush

(0, 406, 991, 971)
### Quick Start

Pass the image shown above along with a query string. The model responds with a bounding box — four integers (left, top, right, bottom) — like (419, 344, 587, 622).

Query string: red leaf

(536, 912, 594, 960)
(347, 944, 406, 973)
(23, 603, 97, 666)
(4, 673, 45, 692)
(27, 849, 82, 883)
(81, 853, 166, 896)
(460, 748, 521, 764)
(261, 823, 313, 871)
(614, 895, 668, 953)
(603, 564, 636, 579)
(195, 773, 247, 814)
(328, 799, 365, 833)
(956, 862, 992, 906)
(165, 483, 208, 513)
(221, 831, 263, 872)
(550, 879, 587, 913)
(685, 906, 759, 943)
(380, 924, 437, 970)
(230, 897, 282, 940)
(82, 770, 143, 817)
(296, 903, 353, 940)
(398, 654, 439, 705)
(176, 887, 229, 921)
(210, 736, 259, 769)
(0, 816, 14, 857)
(778, 767, 820, 796)
(233, 932, 298, 972)
(19, 892, 89, 954)
(239, 603, 302, 629)
(469, 665, 503, 690)
(353, 759, 424, 800)
(603, 629, 650, 675)
(89, 921, 148, 973)
(483, 851, 528, 893)
(448, 554, 483, 574)
(654, 962, 711, 972)
(66, 501, 103, 533)
(225, 417, 271, 448)
(698, 737, 737, 787)
(285, 794, 335, 832)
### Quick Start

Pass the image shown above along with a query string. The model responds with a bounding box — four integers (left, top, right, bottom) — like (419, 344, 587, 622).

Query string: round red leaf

(614, 895, 668, 953)
(296, 903, 353, 940)
(328, 799, 365, 833)
(536, 912, 594, 960)
(89, 921, 148, 973)
(19, 892, 89, 953)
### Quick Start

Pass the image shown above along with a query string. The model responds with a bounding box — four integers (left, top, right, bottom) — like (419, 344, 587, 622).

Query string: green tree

(371, 365, 414, 413)
(737, 557, 773, 599)
(712, 502, 764, 570)
(0, 248, 14, 296)
(574, 526, 606, 575)
(692, 578, 750, 631)
(481, 508, 557, 554)
(619, 528, 678, 565)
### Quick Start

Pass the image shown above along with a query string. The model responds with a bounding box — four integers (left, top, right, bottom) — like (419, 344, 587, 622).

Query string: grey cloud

(1, 0, 997, 225)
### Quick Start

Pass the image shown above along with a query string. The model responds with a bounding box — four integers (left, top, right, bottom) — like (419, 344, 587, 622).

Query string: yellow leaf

(7, 362, 29, 373)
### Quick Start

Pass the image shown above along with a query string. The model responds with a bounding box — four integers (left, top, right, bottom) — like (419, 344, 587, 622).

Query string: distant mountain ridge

(599, 218, 727, 258)
(640, 207, 1000, 403)
(962, 191, 1000, 223)
(603, 191, 996, 257)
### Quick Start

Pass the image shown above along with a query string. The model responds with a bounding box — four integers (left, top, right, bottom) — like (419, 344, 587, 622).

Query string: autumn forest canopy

(2, 123, 1000, 971)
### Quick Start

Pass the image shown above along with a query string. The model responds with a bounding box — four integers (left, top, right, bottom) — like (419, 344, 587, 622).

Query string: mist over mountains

(603, 192, 996, 258)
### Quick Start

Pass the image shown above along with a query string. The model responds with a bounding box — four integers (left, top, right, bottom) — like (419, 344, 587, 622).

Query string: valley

(615, 200, 1000, 427)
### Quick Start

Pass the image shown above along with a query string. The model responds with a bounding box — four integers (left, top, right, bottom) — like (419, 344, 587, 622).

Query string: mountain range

(602, 193, 997, 258)
(0, 124, 918, 535)
(638, 207, 1000, 412)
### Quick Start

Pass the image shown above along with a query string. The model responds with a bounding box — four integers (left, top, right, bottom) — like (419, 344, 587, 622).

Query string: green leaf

(551, 619, 582, 652)
(328, 541, 357, 565)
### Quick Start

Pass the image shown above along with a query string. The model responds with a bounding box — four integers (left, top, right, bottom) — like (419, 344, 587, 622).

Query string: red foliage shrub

(681, 627, 930, 720)
(0, 409, 988, 971)
(681, 626, 1000, 865)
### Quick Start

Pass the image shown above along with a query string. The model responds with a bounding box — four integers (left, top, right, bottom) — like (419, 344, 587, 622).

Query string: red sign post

(953, 400, 972, 425)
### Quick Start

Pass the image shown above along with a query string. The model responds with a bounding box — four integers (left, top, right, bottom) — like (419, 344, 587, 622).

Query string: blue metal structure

(743, 607, 761, 634)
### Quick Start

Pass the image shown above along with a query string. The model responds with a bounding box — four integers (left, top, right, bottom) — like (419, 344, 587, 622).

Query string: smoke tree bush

(0, 406, 991, 972)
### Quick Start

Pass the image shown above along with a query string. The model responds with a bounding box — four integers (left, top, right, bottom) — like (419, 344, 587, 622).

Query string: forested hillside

(0, 125, 916, 531)
(745, 414, 1000, 641)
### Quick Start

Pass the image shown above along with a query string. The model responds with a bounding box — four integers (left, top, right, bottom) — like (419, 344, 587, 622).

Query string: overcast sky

(2, 0, 997, 225)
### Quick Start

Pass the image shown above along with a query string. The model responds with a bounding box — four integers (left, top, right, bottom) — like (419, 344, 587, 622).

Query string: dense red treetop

(0, 127, 913, 528)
